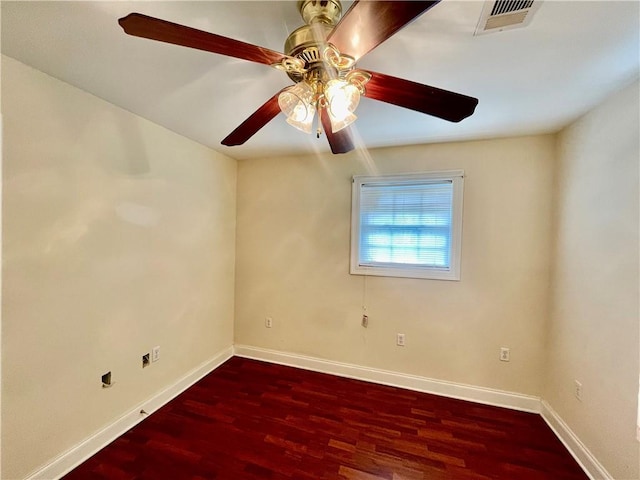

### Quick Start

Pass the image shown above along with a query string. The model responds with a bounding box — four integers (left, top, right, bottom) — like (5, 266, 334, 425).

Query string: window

(350, 170, 464, 280)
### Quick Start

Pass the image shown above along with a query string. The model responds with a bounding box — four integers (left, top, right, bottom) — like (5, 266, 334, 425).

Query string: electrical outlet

(396, 333, 405, 346)
(265, 317, 273, 328)
(151, 346, 160, 362)
(499, 347, 510, 362)
(574, 380, 583, 401)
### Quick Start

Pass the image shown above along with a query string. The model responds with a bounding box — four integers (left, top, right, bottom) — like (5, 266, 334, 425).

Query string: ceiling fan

(118, 0, 478, 154)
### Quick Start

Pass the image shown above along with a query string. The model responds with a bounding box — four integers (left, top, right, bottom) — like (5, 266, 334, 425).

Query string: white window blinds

(351, 171, 464, 280)
(359, 181, 453, 268)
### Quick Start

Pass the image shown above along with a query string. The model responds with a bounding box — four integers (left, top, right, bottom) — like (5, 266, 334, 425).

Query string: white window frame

(350, 170, 464, 281)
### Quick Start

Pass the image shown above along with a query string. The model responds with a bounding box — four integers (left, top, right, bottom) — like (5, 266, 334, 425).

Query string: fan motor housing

(284, 0, 343, 82)
(284, 23, 334, 59)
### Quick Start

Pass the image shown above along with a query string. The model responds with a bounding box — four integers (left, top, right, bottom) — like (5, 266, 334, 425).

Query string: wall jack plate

(574, 380, 583, 401)
(499, 347, 510, 362)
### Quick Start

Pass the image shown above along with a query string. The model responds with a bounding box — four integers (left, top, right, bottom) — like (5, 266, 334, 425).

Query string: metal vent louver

(490, 0, 534, 16)
(474, 0, 542, 35)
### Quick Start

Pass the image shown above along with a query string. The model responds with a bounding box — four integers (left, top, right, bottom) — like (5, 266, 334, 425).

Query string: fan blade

(221, 92, 282, 146)
(327, 1, 440, 61)
(119, 13, 287, 66)
(364, 71, 478, 122)
(319, 108, 355, 154)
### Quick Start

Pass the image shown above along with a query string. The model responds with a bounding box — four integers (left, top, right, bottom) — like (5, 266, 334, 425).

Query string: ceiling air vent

(474, 0, 542, 35)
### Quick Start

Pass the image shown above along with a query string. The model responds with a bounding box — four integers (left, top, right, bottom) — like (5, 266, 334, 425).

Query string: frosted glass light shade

(329, 110, 357, 133)
(278, 82, 316, 134)
(325, 79, 360, 132)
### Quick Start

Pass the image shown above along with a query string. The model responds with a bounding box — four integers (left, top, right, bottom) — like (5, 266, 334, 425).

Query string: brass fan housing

(298, 0, 342, 26)
(283, 0, 343, 81)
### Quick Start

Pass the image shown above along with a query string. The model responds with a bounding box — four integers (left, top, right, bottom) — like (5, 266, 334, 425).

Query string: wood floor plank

(63, 357, 588, 480)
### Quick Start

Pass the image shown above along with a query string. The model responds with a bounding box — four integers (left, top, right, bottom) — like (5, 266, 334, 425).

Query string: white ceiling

(2, 1, 639, 160)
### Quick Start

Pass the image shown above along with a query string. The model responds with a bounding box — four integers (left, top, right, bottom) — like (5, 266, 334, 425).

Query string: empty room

(1, 1, 639, 479)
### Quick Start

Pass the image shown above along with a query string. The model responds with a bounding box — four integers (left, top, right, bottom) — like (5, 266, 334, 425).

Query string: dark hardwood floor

(64, 357, 587, 479)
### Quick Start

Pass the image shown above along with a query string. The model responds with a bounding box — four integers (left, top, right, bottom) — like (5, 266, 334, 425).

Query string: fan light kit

(276, 65, 371, 136)
(118, 0, 479, 154)
(273, 0, 371, 137)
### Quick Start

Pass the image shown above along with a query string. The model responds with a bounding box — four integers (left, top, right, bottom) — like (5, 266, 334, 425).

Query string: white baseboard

(540, 400, 612, 480)
(27, 346, 234, 480)
(233, 344, 541, 413)
(26, 344, 605, 480)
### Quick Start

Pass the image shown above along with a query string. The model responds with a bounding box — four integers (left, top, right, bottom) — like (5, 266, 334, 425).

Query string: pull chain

(316, 106, 322, 139)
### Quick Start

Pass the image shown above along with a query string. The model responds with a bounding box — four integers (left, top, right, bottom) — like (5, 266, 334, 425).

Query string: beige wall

(235, 135, 556, 395)
(3, 51, 637, 480)
(1, 56, 237, 479)
(545, 80, 639, 479)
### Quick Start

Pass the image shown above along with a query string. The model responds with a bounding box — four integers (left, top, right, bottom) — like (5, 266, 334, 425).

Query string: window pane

(359, 181, 453, 269)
